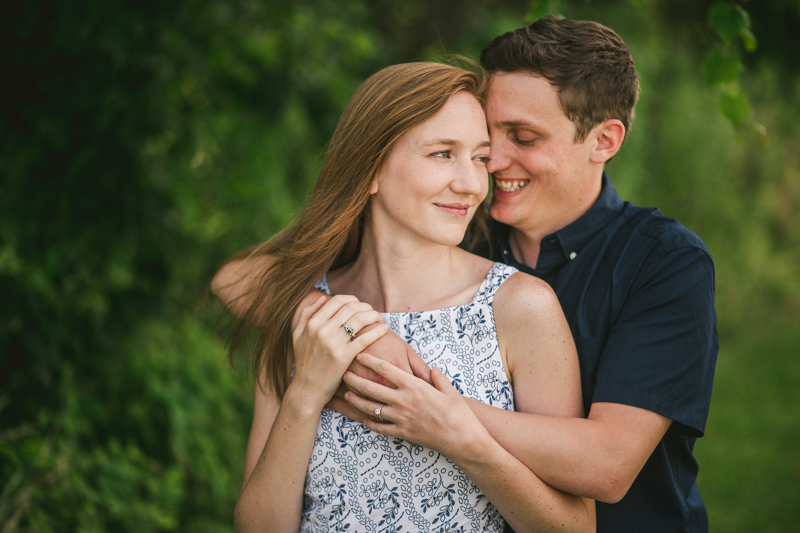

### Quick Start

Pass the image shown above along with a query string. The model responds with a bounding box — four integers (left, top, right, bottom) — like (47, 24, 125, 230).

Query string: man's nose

(486, 141, 511, 174)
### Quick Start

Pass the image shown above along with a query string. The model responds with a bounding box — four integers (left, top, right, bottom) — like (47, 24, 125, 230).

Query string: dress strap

(471, 262, 519, 306)
(314, 272, 331, 295)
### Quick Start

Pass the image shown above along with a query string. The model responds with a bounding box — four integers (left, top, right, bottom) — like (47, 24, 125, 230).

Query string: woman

(213, 62, 594, 532)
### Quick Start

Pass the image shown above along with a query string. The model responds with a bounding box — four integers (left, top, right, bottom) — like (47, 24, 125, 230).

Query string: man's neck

(509, 228, 541, 270)
(507, 170, 605, 270)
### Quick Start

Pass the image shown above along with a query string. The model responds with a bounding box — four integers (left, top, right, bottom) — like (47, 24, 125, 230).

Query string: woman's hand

(342, 352, 491, 460)
(290, 295, 389, 412)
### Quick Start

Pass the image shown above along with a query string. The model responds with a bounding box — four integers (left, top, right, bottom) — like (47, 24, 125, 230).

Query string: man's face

(485, 72, 601, 237)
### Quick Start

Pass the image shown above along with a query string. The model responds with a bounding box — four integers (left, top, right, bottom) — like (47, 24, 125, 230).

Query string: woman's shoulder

(492, 270, 563, 328)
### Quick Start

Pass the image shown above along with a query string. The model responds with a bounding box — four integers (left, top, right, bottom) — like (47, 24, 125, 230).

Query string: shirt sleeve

(591, 246, 718, 437)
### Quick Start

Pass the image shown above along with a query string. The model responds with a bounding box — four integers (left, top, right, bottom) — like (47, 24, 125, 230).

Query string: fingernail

(356, 353, 363, 361)
(344, 392, 350, 401)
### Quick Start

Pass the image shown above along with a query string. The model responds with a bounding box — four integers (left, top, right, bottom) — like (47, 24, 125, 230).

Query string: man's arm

(210, 253, 422, 397)
(473, 245, 714, 502)
(467, 399, 671, 503)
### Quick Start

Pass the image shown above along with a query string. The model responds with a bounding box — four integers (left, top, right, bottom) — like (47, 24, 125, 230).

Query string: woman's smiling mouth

(434, 203, 470, 217)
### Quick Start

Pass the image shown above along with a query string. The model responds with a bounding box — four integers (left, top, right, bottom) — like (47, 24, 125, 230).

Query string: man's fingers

(430, 366, 455, 394)
(407, 349, 432, 385)
(332, 381, 349, 402)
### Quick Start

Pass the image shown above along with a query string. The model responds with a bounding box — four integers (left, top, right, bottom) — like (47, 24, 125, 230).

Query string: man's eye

(476, 156, 491, 164)
(432, 150, 450, 158)
(512, 132, 536, 145)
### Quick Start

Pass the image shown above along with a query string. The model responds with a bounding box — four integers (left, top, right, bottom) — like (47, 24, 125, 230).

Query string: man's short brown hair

(480, 15, 639, 142)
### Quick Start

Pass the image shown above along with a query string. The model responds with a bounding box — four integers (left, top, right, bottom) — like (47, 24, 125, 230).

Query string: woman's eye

(476, 156, 491, 164)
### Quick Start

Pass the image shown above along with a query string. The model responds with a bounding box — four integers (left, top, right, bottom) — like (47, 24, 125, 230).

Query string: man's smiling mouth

(494, 179, 529, 193)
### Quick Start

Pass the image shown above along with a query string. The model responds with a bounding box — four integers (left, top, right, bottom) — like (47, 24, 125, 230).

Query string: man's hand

(327, 328, 432, 422)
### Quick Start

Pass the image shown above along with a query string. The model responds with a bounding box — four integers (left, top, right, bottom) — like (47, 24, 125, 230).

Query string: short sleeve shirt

(487, 174, 718, 533)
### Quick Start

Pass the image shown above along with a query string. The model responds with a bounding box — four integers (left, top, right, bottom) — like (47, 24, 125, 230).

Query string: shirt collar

(494, 173, 624, 275)
(553, 172, 624, 258)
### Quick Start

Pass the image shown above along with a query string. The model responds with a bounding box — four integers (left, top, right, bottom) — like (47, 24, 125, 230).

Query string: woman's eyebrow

(422, 138, 461, 146)
(422, 139, 491, 148)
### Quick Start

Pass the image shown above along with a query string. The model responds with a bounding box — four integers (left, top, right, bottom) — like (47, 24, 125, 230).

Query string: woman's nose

(452, 161, 487, 196)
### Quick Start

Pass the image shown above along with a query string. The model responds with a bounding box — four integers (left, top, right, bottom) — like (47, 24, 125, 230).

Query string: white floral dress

(301, 263, 518, 533)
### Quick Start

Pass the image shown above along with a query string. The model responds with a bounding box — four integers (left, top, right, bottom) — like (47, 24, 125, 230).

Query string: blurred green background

(2, 0, 798, 531)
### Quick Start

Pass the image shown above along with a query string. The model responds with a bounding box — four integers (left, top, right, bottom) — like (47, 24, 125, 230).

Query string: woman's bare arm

(234, 296, 388, 533)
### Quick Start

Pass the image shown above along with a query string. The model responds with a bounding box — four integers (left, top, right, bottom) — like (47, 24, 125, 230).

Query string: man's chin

(489, 200, 519, 226)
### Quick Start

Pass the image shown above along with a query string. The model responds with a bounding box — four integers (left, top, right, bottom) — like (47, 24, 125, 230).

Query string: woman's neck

(328, 223, 489, 313)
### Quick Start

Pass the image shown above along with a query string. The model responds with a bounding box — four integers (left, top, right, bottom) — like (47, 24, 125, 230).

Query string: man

(473, 16, 716, 531)
(215, 15, 718, 532)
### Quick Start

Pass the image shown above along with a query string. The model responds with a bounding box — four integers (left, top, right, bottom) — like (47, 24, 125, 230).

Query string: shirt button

(569, 252, 577, 260)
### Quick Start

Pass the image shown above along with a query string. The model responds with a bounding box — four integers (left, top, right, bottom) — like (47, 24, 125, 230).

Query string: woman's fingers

(292, 295, 327, 341)
(328, 304, 383, 338)
(363, 418, 400, 437)
(355, 352, 415, 389)
(348, 323, 389, 354)
(343, 366, 398, 405)
(326, 396, 368, 423)
(310, 294, 361, 323)
(343, 391, 386, 421)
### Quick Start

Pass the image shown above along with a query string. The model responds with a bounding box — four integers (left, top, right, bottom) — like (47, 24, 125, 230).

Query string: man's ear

(590, 119, 626, 164)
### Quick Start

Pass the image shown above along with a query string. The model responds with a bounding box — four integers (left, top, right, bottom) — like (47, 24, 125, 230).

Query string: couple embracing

(212, 15, 718, 533)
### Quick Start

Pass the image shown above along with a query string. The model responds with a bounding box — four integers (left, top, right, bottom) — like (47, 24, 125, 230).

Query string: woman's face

(370, 91, 490, 248)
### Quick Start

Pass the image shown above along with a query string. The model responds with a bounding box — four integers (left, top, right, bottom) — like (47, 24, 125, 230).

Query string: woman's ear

(369, 177, 380, 194)
(589, 119, 626, 164)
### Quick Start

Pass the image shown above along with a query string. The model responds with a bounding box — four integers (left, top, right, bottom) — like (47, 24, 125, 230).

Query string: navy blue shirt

(488, 174, 718, 533)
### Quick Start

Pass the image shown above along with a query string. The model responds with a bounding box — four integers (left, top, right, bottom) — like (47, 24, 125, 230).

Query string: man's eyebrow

(494, 120, 535, 129)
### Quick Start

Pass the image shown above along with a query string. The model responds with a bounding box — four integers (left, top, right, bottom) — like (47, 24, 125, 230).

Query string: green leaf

(526, 0, 553, 22)
(720, 90, 752, 125)
(740, 28, 758, 52)
(709, 1, 751, 43)
(703, 49, 741, 85)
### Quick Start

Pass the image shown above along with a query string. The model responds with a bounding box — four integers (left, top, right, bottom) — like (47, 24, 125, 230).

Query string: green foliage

(704, 1, 761, 129)
(708, 1, 753, 44)
(526, 0, 557, 21)
(2, 0, 799, 531)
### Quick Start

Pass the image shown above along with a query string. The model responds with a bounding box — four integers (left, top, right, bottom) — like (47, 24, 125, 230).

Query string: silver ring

(374, 404, 384, 421)
(341, 323, 355, 338)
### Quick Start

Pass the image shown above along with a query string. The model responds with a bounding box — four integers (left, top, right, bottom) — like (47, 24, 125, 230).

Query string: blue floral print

(302, 263, 518, 532)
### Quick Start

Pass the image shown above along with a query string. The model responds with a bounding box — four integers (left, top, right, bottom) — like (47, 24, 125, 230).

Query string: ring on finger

(341, 322, 356, 338)
(374, 404, 384, 421)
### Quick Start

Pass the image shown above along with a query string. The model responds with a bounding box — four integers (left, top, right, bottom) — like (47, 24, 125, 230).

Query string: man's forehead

(485, 73, 565, 129)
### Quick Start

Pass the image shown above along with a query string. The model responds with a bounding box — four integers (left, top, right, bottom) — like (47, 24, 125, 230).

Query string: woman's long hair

(230, 61, 487, 398)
